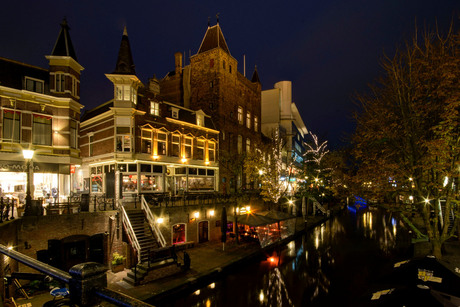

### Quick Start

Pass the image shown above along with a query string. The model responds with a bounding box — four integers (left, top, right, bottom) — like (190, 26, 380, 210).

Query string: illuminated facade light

(156, 217, 164, 224)
(259, 290, 264, 303)
(181, 157, 187, 163)
(194, 290, 200, 295)
(208, 282, 215, 289)
(152, 155, 159, 160)
(209, 210, 215, 217)
(194, 211, 199, 219)
(258, 169, 264, 176)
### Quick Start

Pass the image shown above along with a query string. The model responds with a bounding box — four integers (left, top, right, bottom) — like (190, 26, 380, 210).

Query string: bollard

(68, 262, 107, 306)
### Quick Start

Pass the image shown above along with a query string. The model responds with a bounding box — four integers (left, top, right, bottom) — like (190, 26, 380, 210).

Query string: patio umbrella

(221, 206, 227, 251)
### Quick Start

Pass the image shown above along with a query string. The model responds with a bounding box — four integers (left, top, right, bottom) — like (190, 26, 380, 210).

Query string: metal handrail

(0, 244, 71, 283)
(141, 195, 166, 247)
(120, 204, 141, 263)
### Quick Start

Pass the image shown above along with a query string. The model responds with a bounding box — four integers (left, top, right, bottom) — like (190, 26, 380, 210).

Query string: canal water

(156, 208, 413, 306)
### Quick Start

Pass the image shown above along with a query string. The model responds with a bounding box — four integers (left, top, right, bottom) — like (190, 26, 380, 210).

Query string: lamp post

(23, 149, 34, 216)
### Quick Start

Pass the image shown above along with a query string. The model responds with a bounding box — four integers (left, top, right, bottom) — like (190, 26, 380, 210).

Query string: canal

(155, 208, 413, 306)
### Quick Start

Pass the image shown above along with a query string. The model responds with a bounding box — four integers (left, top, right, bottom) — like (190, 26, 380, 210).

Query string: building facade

(261, 81, 308, 193)
(160, 22, 262, 193)
(0, 19, 83, 208)
(79, 28, 219, 201)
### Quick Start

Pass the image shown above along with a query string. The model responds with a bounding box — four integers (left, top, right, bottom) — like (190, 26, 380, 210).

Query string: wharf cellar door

(198, 221, 209, 243)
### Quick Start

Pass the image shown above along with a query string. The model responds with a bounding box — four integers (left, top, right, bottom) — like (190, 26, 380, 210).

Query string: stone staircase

(123, 258, 182, 286)
(125, 209, 160, 263)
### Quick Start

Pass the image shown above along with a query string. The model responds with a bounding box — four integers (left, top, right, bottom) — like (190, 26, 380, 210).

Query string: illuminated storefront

(0, 161, 71, 204)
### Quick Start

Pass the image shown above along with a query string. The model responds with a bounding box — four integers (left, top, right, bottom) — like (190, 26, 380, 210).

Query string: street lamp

(23, 149, 34, 216)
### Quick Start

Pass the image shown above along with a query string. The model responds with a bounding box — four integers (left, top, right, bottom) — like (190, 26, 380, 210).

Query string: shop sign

(0, 161, 40, 172)
(70, 165, 76, 174)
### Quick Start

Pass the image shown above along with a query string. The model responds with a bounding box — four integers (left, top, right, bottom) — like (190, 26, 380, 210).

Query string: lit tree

(352, 25, 459, 258)
(303, 132, 331, 201)
(244, 128, 284, 203)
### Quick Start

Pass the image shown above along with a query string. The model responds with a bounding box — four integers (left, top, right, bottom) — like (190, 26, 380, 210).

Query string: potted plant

(111, 252, 125, 273)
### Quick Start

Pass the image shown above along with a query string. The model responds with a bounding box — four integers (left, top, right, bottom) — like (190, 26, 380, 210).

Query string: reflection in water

(155, 209, 411, 307)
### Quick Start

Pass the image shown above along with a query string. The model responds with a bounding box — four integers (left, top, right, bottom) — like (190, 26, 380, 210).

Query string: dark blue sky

(1, 1, 458, 148)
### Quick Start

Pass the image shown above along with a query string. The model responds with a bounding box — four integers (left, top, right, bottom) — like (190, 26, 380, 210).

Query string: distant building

(261, 81, 308, 193)
(160, 21, 262, 193)
(0, 19, 83, 205)
(79, 28, 219, 200)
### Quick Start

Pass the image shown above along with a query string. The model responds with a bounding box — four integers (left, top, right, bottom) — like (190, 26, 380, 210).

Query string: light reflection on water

(153, 209, 411, 307)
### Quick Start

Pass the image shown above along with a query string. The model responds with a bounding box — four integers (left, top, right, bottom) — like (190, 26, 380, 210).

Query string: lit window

(246, 112, 251, 129)
(141, 129, 152, 154)
(246, 138, 251, 153)
(197, 139, 205, 160)
(156, 132, 167, 155)
(184, 137, 193, 158)
(254, 116, 258, 132)
(150, 101, 160, 116)
(238, 107, 243, 125)
(208, 141, 215, 161)
(116, 126, 131, 152)
(197, 114, 204, 126)
(116, 85, 136, 103)
(172, 134, 180, 157)
(55, 73, 65, 92)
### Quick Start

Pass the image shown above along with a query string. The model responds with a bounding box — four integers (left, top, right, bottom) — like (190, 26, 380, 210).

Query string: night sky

(1, 1, 458, 148)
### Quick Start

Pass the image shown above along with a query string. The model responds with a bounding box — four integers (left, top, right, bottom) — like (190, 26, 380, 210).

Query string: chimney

(174, 52, 182, 75)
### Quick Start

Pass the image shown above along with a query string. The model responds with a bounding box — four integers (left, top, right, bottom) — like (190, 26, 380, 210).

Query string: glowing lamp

(152, 155, 159, 160)
(156, 218, 164, 224)
(22, 150, 34, 160)
(209, 210, 215, 217)
(181, 157, 187, 163)
(194, 211, 199, 219)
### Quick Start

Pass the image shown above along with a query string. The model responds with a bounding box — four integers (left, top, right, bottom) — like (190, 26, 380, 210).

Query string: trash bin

(81, 193, 90, 212)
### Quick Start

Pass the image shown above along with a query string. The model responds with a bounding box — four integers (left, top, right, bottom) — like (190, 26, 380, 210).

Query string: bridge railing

(0, 243, 153, 307)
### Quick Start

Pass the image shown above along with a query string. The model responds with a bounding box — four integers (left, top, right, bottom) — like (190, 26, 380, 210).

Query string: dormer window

(150, 101, 160, 116)
(25, 77, 44, 93)
(196, 114, 204, 127)
(171, 107, 179, 119)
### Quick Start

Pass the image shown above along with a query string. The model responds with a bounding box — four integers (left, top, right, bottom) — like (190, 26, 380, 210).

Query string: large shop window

(91, 167, 103, 193)
(122, 174, 137, 193)
(188, 168, 215, 191)
(33, 115, 52, 146)
(3, 110, 20, 142)
(172, 224, 186, 244)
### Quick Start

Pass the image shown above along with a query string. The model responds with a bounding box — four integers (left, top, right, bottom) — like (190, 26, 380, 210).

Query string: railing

(141, 195, 166, 248)
(0, 244, 153, 306)
(142, 191, 253, 207)
(120, 204, 141, 263)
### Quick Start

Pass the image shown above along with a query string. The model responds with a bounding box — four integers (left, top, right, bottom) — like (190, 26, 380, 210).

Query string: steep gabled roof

(51, 18, 78, 61)
(251, 65, 260, 84)
(197, 23, 230, 55)
(113, 27, 136, 75)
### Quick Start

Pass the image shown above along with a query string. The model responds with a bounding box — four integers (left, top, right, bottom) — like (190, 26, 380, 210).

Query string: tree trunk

(431, 240, 443, 259)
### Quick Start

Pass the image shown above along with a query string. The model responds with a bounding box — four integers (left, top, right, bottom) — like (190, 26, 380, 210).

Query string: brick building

(79, 28, 219, 200)
(0, 19, 83, 206)
(160, 21, 263, 193)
